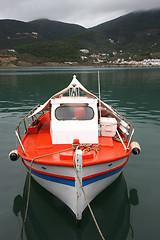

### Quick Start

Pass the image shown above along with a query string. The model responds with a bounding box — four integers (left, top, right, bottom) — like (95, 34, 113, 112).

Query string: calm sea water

(0, 66, 160, 240)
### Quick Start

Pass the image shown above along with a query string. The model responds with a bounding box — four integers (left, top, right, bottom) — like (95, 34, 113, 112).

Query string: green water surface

(0, 66, 160, 240)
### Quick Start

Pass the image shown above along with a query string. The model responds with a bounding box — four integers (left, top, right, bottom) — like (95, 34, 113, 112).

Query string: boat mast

(98, 71, 102, 120)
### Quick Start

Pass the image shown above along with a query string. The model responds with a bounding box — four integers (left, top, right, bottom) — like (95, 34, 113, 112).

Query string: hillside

(0, 19, 86, 48)
(89, 9, 160, 56)
(90, 9, 160, 32)
(0, 9, 160, 66)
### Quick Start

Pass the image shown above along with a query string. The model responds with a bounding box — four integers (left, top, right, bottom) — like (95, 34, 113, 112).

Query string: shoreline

(1, 61, 160, 68)
(1, 50, 160, 68)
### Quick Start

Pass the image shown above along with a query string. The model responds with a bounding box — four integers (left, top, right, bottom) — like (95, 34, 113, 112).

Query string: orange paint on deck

(18, 112, 132, 167)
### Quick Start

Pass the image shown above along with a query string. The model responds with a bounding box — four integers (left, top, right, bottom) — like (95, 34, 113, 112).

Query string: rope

(18, 147, 73, 239)
(18, 143, 102, 239)
(73, 150, 105, 240)
(82, 143, 101, 153)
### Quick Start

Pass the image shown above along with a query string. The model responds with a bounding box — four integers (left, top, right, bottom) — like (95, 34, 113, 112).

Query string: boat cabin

(50, 97, 99, 144)
(25, 75, 126, 147)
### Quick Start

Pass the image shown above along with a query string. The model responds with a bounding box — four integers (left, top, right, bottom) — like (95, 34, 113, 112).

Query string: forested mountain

(0, 9, 160, 64)
(89, 9, 160, 55)
(90, 9, 160, 32)
(0, 19, 86, 48)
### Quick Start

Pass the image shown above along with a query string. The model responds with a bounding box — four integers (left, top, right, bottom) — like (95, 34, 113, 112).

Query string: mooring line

(17, 144, 104, 239)
(73, 150, 105, 240)
(17, 147, 73, 240)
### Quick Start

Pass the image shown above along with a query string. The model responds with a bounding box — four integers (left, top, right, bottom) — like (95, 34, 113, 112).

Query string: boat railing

(15, 100, 134, 154)
(101, 102, 134, 150)
(119, 122, 134, 150)
(15, 104, 42, 155)
(117, 117, 134, 151)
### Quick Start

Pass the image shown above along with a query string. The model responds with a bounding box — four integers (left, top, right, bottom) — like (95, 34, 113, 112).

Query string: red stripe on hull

(22, 157, 129, 182)
(82, 157, 129, 180)
(22, 160, 75, 181)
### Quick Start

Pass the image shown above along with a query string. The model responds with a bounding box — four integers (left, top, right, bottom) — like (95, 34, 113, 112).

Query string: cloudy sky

(0, 0, 160, 28)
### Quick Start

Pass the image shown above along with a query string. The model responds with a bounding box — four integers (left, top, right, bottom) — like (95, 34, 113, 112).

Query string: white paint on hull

(26, 157, 127, 219)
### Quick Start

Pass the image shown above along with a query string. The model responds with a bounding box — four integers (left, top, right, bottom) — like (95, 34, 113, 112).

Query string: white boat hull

(23, 156, 128, 220)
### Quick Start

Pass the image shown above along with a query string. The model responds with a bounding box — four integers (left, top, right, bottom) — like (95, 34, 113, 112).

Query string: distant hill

(0, 19, 86, 48)
(88, 9, 160, 55)
(90, 9, 160, 32)
(0, 9, 160, 64)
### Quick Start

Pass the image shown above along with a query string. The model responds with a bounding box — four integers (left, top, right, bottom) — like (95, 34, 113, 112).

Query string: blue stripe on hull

(82, 167, 123, 186)
(28, 166, 123, 187)
(30, 170, 75, 186)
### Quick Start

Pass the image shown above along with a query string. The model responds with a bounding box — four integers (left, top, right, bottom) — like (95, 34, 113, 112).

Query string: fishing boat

(9, 75, 140, 221)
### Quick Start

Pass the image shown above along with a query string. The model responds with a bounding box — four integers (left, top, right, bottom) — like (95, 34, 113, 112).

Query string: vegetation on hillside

(1, 9, 160, 64)
(16, 40, 83, 62)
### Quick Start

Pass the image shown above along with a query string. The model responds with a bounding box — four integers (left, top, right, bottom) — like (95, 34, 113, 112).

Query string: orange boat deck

(18, 115, 132, 167)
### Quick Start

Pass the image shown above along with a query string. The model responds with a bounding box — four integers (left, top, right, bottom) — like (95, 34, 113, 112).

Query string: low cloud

(0, 0, 160, 27)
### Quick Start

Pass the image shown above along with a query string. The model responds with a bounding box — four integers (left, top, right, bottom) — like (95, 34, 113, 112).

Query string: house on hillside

(80, 49, 89, 54)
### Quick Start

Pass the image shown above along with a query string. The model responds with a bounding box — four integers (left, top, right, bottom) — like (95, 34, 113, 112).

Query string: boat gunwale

(22, 157, 129, 185)
(19, 142, 132, 167)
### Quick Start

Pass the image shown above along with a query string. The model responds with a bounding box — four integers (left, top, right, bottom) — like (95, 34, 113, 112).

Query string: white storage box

(100, 117, 117, 137)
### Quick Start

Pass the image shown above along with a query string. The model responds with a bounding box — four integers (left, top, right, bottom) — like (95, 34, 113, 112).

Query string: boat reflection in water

(13, 173, 139, 240)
